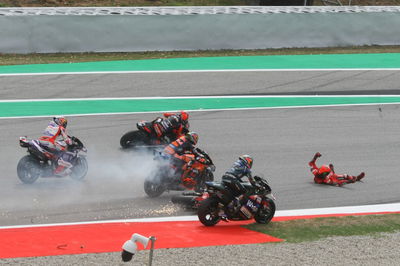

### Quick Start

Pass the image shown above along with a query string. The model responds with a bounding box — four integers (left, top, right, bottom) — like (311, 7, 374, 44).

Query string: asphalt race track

(1, 70, 400, 226)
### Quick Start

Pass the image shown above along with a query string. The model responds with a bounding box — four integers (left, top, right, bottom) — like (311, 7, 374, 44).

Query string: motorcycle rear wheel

(197, 197, 221, 226)
(144, 179, 166, 198)
(171, 195, 196, 209)
(70, 157, 88, 181)
(120, 130, 149, 149)
(254, 198, 276, 224)
(17, 155, 41, 184)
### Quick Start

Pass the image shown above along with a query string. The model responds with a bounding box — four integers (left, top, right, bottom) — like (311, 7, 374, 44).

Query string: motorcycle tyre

(144, 179, 166, 198)
(120, 130, 149, 149)
(254, 198, 276, 224)
(70, 157, 89, 181)
(17, 155, 41, 184)
(171, 195, 196, 209)
(197, 197, 221, 226)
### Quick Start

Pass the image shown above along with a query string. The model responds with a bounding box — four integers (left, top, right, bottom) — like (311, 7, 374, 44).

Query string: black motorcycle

(120, 118, 188, 149)
(17, 136, 88, 184)
(197, 176, 276, 226)
(144, 148, 215, 198)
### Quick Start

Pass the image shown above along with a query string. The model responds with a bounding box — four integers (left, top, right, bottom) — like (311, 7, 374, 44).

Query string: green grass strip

(2, 96, 400, 118)
(1, 53, 400, 74)
(245, 214, 400, 243)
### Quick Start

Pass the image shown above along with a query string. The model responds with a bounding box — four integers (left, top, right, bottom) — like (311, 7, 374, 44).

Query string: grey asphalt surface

(1, 71, 400, 226)
(2, 70, 400, 99)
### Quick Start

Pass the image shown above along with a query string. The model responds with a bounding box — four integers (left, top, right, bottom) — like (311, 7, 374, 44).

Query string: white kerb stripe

(0, 203, 399, 230)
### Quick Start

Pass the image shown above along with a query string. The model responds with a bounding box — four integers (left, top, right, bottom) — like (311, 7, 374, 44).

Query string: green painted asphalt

(1, 96, 400, 118)
(2, 53, 400, 118)
(1, 53, 400, 74)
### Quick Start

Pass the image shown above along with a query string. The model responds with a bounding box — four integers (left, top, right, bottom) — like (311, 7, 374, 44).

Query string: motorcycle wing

(19, 136, 29, 148)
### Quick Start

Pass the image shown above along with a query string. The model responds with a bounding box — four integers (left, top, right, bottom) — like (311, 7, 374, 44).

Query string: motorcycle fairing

(28, 140, 54, 161)
(136, 121, 153, 135)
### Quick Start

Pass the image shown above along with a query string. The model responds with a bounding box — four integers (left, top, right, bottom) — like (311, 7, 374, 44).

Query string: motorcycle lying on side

(143, 148, 215, 198)
(120, 118, 188, 149)
(17, 136, 88, 184)
(197, 175, 276, 226)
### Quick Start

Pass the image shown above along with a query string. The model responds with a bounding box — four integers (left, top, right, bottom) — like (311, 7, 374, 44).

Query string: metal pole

(148, 236, 156, 266)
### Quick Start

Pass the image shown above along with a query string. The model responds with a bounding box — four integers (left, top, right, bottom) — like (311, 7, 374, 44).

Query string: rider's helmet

(239, 155, 253, 169)
(186, 132, 199, 145)
(318, 165, 331, 178)
(54, 116, 68, 128)
(180, 111, 189, 129)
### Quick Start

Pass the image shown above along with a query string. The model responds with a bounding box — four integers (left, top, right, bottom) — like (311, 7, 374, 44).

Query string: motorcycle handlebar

(68, 136, 84, 150)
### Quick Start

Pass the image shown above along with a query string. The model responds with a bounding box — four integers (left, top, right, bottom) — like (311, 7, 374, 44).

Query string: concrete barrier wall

(1, 6, 400, 54)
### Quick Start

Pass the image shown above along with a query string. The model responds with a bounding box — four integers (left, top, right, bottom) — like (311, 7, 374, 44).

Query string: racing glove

(329, 163, 335, 173)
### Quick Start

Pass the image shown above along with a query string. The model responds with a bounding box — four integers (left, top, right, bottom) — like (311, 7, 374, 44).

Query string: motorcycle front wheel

(197, 197, 221, 226)
(194, 170, 214, 192)
(120, 130, 149, 149)
(70, 157, 88, 181)
(254, 198, 276, 224)
(17, 155, 41, 184)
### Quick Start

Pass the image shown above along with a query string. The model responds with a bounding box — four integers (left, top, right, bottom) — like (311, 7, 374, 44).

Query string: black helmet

(186, 132, 199, 145)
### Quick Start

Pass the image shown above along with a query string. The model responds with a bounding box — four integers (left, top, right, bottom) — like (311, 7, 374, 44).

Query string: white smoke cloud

(2, 147, 167, 212)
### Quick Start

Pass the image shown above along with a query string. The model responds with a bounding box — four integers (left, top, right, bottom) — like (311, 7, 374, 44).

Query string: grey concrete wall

(1, 7, 400, 54)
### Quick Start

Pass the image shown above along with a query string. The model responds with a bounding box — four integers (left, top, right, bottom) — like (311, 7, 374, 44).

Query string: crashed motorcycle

(144, 148, 215, 198)
(197, 175, 276, 226)
(120, 118, 188, 149)
(17, 136, 88, 184)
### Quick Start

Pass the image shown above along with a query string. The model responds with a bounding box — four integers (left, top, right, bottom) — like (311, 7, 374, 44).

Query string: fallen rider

(309, 152, 365, 187)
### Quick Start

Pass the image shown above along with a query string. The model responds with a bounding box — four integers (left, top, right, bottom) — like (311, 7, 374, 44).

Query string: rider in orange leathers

(163, 132, 199, 187)
(309, 152, 365, 187)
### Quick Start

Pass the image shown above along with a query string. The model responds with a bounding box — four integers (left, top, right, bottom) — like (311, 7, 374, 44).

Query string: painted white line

(0, 216, 199, 230)
(1, 203, 399, 230)
(1, 102, 399, 120)
(276, 202, 400, 217)
(1, 94, 400, 103)
(0, 68, 400, 77)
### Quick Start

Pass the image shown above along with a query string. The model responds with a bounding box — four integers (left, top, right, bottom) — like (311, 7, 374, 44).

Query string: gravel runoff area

(2, 232, 400, 266)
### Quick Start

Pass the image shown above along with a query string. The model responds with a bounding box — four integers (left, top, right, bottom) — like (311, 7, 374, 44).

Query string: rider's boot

(356, 172, 365, 181)
(218, 210, 229, 222)
(228, 196, 242, 214)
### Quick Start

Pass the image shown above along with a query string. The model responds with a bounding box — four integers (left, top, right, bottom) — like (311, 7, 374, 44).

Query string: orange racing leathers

(163, 135, 196, 177)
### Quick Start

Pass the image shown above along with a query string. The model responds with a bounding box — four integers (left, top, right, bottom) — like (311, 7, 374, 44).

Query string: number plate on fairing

(246, 199, 259, 213)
